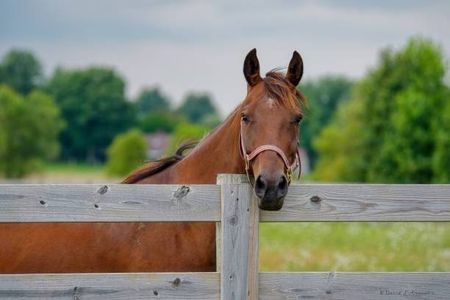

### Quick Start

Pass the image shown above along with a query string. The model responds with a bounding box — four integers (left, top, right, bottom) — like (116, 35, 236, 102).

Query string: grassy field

(260, 222, 450, 272)
(24, 162, 119, 183)
(10, 163, 450, 272)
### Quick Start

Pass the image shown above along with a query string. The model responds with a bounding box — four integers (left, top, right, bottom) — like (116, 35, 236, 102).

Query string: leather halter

(240, 124, 301, 184)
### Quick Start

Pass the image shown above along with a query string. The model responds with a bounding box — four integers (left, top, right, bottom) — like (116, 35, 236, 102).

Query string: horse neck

(170, 108, 245, 184)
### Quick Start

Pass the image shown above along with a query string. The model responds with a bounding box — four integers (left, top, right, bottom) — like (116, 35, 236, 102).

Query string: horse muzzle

(254, 173, 288, 211)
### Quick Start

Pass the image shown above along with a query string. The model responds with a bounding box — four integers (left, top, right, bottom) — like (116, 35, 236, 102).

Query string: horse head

(240, 49, 304, 211)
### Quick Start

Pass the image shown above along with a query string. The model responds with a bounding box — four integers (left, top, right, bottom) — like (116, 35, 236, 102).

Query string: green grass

(42, 162, 104, 173)
(24, 162, 118, 183)
(260, 222, 450, 271)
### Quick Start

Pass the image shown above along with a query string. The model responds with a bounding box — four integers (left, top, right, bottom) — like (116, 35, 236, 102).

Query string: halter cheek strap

(240, 127, 301, 184)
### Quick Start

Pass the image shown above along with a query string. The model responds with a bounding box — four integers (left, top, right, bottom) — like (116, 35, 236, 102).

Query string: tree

(177, 93, 218, 124)
(313, 37, 450, 183)
(366, 39, 449, 183)
(432, 96, 450, 182)
(300, 76, 352, 167)
(106, 129, 148, 177)
(139, 111, 183, 133)
(47, 67, 136, 162)
(0, 85, 64, 178)
(135, 87, 171, 118)
(0, 49, 43, 95)
(312, 85, 369, 182)
(167, 122, 209, 154)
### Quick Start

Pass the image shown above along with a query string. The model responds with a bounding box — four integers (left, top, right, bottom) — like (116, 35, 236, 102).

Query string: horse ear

(243, 48, 262, 87)
(286, 51, 303, 87)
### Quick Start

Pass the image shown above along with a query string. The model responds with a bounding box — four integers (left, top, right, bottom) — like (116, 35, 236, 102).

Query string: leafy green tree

(300, 76, 352, 167)
(177, 93, 218, 124)
(47, 67, 136, 162)
(0, 49, 43, 95)
(167, 122, 209, 154)
(366, 39, 449, 183)
(135, 87, 171, 117)
(313, 85, 369, 182)
(139, 111, 183, 133)
(313, 37, 450, 183)
(106, 129, 148, 177)
(432, 96, 450, 182)
(0, 85, 64, 178)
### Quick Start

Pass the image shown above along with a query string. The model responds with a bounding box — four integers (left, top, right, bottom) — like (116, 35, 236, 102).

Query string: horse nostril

(277, 175, 288, 197)
(254, 175, 267, 198)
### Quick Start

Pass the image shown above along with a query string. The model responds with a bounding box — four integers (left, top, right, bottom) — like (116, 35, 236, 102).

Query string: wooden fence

(0, 174, 449, 299)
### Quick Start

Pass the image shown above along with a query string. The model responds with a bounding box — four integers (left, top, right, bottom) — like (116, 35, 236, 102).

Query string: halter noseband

(240, 124, 301, 184)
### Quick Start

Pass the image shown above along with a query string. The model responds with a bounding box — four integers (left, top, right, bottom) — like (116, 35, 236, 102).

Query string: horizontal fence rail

(264, 184, 450, 221)
(1, 272, 450, 299)
(0, 184, 221, 222)
(1, 183, 450, 222)
(259, 272, 450, 299)
(0, 273, 220, 299)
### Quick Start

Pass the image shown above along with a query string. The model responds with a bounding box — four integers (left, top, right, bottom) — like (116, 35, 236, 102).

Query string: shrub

(0, 85, 64, 178)
(106, 129, 148, 177)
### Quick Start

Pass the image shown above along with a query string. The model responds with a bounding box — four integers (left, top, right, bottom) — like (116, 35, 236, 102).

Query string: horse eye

(241, 113, 250, 124)
(293, 115, 303, 124)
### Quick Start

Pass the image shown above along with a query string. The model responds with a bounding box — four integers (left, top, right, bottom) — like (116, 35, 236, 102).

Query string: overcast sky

(1, 0, 449, 114)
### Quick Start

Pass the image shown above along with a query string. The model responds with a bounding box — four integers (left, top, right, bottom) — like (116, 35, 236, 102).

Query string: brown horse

(0, 49, 305, 273)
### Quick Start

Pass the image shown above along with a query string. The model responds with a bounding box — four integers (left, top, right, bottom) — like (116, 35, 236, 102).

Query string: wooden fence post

(217, 174, 259, 300)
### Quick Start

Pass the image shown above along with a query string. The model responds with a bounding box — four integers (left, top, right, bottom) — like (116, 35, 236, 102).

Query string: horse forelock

(262, 70, 305, 113)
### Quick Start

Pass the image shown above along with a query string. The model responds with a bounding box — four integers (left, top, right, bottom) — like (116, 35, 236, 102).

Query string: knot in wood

(173, 186, 190, 200)
(97, 185, 108, 195)
(310, 195, 321, 203)
(172, 277, 181, 286)
(228, 215, 238, 225)
(73, 286, 81, 300)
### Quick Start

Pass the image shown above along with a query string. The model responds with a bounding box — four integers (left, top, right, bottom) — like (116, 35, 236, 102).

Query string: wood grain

(259, 272, 450, 300)
(218, 174, 259, 300)
(262, 184, 450, 221)
(0, 272, 219, 299)
(2, 183, 449, 222)
(247, 189, 259, 300)
(2, 272, 448, 299)
(0, 184, 220, 222)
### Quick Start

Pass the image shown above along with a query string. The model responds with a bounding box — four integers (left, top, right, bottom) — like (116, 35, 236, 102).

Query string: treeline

(1, 37, 449, 182)
(301, 37, 450, 183)
(0, 50, 219, 178)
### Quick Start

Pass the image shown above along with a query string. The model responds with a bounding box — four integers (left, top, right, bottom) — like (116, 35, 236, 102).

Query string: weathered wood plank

(0, 272, 219, 299)
(215, 222, 221, 273)
(259, 272, 450, 300)
(247, 194, 259, 300)
(262, 184, 450, 221)
(1, 183, 449, 222)
(219, 174, 258, 300)
(215, 175, 242, 275)
(2, 272, 448, 300)
(0, 184, 220, 222)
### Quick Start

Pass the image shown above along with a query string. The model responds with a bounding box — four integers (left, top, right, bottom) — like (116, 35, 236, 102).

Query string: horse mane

(122, 141, 197, 184)
(263, 70, 306, 113)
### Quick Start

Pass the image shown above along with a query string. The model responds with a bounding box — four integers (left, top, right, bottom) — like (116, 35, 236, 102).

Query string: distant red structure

(145, 132, 170, 160)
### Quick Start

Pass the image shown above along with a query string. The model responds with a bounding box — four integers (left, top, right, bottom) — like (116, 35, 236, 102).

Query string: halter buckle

(287, 169, 292, 184)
